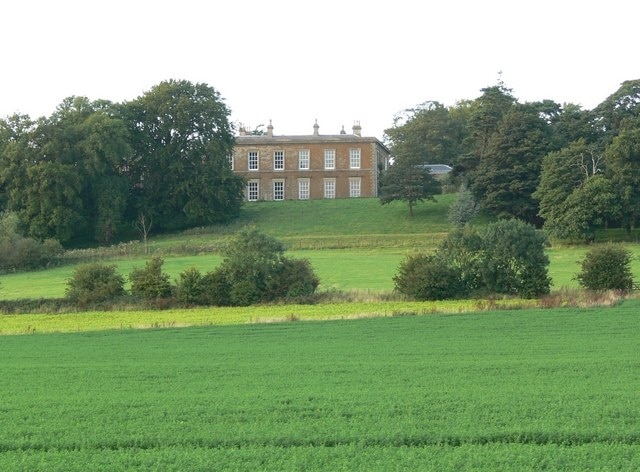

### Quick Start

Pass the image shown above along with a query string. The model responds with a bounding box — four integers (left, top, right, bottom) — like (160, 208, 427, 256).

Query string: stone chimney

(238, 124, 246, 136)
(313, 119, 319, 136)
(267, 120, 273, 137)
(352, 121, 361, 136)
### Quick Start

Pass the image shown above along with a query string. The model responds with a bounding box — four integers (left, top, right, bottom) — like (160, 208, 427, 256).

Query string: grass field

(2, 246, 640, 300)
(1, 302, 639, 470)
(2, 197, 640, 300)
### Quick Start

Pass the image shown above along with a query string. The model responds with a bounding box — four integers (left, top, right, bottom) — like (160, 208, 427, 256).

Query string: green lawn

(1, 303, 638, 470)
(3, 246, 640, 300)
(2, 197, 640, 300)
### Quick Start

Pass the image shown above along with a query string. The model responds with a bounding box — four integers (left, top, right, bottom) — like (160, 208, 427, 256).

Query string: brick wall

(233, 133, 390, 201)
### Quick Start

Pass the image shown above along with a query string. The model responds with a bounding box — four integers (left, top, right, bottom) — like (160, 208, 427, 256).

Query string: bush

(200, 269, 233, 306)
(479, 219, 551, 298)
(393, 219, 551, 300)
(0, 237, 63, 272)
(217, 228, 320, 306)
(393, 253, 466, 300)
(129, 256, 173, 299)
(267, 257, 320, 299)
(65, 262, 125, 305)
(0, 211, 63, 272)
(575, 245, 633, 291)
(175, 267, 204, 305)
(230, 279, 262, 306)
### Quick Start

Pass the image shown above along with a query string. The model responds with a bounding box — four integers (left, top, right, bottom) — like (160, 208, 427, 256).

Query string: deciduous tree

(379, 163, 441, 217)
(0, 98, 131, 244)
(535, 139, 617, 241)
(122, 80, 244, 231)
(605, 126, 640, 230)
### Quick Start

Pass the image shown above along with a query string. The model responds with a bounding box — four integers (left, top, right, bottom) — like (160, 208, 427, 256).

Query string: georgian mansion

(231, 121, 390, 201)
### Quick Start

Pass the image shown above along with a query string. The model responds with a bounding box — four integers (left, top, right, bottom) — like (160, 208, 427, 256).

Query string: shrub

(217, 228, 320, 306)
(575, 245, 633, 291)
(175, 267, 204, 305)
(65, 262, 125, 305)
(439, 226, 484, 293)
(0, 211, 63, 272)
(230, 279, 262, 306)
(200, 269, 233, 306)
(394, 219, 551, 300)
(129, 256, 173, 299)
(0, 211, 64, 272)
(479, 219, 551, 298)
(393, 253, 466, 300)
(267, 257, 320, 299)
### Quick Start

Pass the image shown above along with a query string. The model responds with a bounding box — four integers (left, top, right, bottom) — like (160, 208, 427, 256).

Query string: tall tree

(0, 114, 37, 214)
(591, 79, 640, 144)
(467, 81, 517, 160)
(471, 103, 553, 224)
(556, 175, 618, 242)
(605, 126, 640, 230)
(534, 139, 616, 241)
(550, 103, 598, 148)
(385, 101, 463, 167)
(12, 97, 131, 243)
(122, 80, 244, 231)
(456, 81, 517, 184)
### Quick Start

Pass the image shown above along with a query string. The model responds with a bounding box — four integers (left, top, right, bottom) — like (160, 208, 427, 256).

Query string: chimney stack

(352, 121, 361, 136)
(267, 120, 273, 137)
(313, 119, 319, 136)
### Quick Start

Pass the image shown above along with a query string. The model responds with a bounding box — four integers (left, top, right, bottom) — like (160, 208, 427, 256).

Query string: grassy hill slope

(145, 195, 462, 252)
(1, 196, 640, 299)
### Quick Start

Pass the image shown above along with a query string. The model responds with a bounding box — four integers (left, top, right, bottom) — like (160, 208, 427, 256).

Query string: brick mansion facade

(231, 121, 391, 201)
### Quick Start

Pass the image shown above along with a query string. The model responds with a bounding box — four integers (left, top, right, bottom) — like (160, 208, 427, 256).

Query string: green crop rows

(1, 301, 639, 470)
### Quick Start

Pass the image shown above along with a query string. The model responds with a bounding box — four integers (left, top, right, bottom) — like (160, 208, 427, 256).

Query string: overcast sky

(2, 0, 639, 139)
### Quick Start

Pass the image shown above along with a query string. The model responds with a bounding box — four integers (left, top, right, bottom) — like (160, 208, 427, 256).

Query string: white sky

(2, 0, 639, 139)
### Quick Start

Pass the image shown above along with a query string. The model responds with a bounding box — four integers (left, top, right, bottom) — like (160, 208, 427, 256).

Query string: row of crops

(1, 301, 639, 470)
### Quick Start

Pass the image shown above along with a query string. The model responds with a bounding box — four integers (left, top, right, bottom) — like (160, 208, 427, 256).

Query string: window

(273, 151, 284, 170)
(298, 179, 310, 200)
(349, 177, 361, 197)
(227, 154, 234, 170)
(273, 180, 284, 200)
(324, 149, 335, 170)
(247, 181, 259, 201)
(248, 151, 259, 171)
(350, 148, 361, 169)
(298, 149, 310, 170)
(324, 178, 336, 199)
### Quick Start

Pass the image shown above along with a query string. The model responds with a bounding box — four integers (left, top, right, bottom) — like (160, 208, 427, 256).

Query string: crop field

(1, 301, 639, 470)
(0, 299, 539, 335)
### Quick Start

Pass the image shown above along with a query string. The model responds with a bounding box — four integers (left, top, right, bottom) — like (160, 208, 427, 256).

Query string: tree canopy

(122, 80, 244, 231)
(383, 77, 640, 240)
(0, 80, 245, 246)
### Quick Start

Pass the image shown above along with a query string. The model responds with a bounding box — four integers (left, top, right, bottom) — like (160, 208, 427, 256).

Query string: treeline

(0, 80, 245, 247)
(385, 78, 640, 241)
